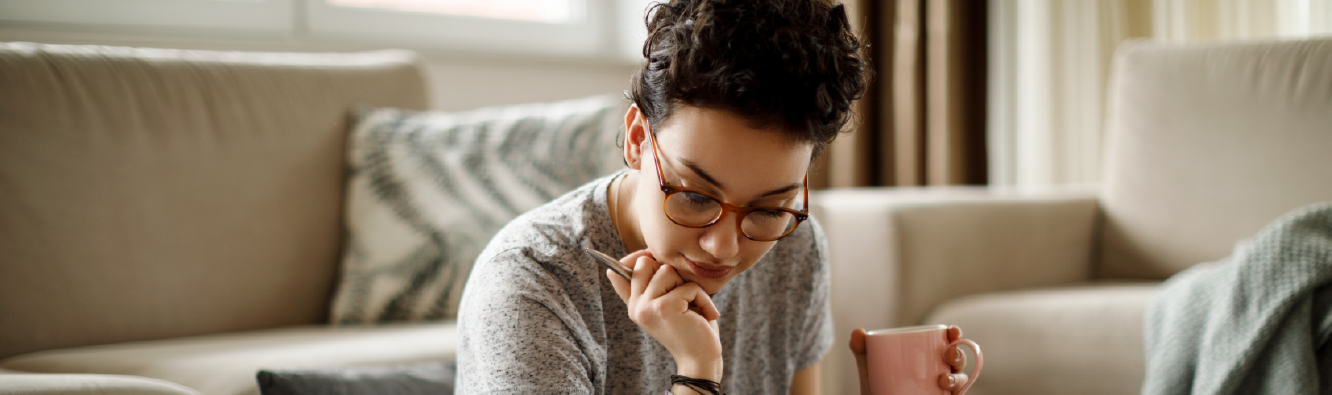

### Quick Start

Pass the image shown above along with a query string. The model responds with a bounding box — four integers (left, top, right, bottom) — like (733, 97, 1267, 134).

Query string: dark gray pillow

(256, 362, 455, 395)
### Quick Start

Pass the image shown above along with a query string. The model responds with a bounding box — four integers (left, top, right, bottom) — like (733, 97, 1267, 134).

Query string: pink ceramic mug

(866, 325, 983, 395)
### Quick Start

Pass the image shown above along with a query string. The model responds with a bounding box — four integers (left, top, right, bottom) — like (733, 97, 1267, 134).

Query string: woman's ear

(623, 105, 649, 171)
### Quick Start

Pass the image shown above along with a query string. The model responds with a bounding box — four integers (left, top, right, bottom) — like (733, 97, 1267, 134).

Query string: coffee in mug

(865, 325, 983, 395)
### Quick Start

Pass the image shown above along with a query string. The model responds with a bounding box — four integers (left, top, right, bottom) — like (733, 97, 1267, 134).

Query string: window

(324, 0, 576, 23)
(0, 0, 292, 34)
(305, 0, 606, 57)
(0, 0, 655, 61)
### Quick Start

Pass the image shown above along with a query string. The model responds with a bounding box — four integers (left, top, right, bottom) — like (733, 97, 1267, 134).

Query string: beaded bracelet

(669, 374, 724, 395)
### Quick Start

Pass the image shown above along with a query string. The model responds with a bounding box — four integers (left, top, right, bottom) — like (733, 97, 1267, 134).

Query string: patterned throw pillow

(330, 94, 627, 324)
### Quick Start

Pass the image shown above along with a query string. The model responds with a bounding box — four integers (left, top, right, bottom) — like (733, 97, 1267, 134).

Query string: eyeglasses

(646, 126, 809, 242)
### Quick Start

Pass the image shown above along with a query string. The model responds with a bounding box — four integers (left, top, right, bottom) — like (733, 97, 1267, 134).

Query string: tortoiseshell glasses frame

(645, 125, 809, 242)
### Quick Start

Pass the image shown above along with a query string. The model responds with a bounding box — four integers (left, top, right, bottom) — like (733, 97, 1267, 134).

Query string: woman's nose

(698, 211, 742, 260)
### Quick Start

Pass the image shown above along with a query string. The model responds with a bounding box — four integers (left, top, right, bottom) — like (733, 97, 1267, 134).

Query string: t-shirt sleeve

(455, 248, 599, 394)
(794, 219, 836, 371)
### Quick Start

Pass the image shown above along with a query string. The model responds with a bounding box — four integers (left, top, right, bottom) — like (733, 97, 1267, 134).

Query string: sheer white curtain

(988, 0, 1332, 188)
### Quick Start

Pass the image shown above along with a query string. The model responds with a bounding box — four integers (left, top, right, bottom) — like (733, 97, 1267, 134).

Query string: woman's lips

(684, 257, 733, 279)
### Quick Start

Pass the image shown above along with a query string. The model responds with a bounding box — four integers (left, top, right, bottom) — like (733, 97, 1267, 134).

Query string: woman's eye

(752, 209, 787, 219)
(683, 191, 713, 205)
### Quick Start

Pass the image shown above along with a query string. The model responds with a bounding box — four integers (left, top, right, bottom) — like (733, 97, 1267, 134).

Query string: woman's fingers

(946, 325, 962, 342)
(608, 250, 725, 375)
(849, 328, 867, 354)
(629, 255, 659, 299)
(945, 345, 967, 372)
(850, 328, 871, 395)
(661, 281, 719, 321)
(939, 373, 969, 390)
(642, 261, 686, 299)
(611, 250, 712, 323)
(608, 268, 630, 303)
(608, 250, 652, 304)
(681, 281, 720, 321)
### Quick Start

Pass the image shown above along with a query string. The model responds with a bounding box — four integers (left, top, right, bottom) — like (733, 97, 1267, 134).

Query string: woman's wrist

(669, 374, 724, 395)
(669, 384, 701, 395)
(674, 358, 723, 382)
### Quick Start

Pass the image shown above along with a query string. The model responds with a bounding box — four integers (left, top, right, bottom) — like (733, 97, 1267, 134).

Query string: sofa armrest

(812, 186, 1100, 328)
(812, 186, 1099, 395)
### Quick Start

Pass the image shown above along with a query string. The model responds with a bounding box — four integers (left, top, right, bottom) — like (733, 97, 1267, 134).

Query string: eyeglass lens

(664, 191, 798, 240)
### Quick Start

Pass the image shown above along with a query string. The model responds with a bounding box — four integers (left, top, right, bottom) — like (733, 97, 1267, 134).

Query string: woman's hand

(850, 327, 969, 394)
(849, 328, 871, 395)
(608, 250, 724, 382)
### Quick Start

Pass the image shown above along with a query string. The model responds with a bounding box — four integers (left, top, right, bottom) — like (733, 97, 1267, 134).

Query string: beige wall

(0, 26, 639, 111)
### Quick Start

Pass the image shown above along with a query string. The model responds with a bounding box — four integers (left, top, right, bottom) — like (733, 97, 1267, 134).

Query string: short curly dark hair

(628, 0, 869, 158)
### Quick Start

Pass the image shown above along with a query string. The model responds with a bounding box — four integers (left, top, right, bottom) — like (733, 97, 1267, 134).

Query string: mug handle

(940, 339, 983, 395)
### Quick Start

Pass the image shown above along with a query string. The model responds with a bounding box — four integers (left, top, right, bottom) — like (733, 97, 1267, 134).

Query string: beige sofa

(0, 43, 456, 395)
(814, 37, 1332, 394)
(4, 37, 1330, 395)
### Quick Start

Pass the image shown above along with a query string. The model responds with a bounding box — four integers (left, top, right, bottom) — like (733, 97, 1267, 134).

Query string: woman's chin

(688, 273, 732, 296)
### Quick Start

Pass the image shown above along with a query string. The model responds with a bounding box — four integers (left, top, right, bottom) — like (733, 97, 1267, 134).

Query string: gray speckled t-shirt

(455, 171, 833, 394)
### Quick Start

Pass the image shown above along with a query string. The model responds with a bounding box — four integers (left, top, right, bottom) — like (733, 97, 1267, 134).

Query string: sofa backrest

(0, 43, 430, 359)
(1097, 37, 1332, 279)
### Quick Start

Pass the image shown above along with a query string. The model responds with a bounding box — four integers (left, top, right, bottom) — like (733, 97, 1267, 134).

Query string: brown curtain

(811, 0, 988, 189)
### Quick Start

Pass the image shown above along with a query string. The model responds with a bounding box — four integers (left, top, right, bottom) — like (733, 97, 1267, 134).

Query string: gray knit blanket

(1143, 202, 1332, 394)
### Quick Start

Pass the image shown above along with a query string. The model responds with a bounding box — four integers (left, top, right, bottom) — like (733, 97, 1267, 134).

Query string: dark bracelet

(669, 374, 725, 395)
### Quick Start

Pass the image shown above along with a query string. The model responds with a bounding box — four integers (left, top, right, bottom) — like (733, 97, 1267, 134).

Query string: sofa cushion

(330, 94, 626, 324)
(0, 373, 203, 395)
(923, 283, 1158, 395)
(0, 42, 431, 360)
(0, 323, 456, 395)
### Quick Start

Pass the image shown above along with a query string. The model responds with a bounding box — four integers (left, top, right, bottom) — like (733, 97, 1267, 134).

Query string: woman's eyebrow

(681, 160, 725, 188)
(756, 183, 802, 199)
(681, 159, 802, 199)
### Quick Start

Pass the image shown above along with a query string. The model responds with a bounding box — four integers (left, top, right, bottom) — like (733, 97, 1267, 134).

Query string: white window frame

(0, 0, 652, 61)
(0, 0, 292, 35)
(305, 0, 609, 57)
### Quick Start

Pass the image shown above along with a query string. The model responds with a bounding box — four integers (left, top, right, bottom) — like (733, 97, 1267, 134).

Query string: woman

(456, 0, 868, 393)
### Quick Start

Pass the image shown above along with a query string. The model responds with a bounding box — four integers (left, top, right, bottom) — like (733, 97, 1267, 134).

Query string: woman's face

(625, 105, 813, 295)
